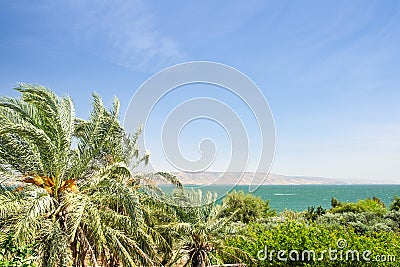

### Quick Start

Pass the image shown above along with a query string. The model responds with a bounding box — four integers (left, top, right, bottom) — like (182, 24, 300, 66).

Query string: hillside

(0, 172, 351, 186)
(172, 172, 344, 185)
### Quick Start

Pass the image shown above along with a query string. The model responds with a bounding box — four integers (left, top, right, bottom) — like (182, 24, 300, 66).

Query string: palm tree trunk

(71, 236, 78, 267)
(192, 251, 204, 267)
(78, 228, 99, 267)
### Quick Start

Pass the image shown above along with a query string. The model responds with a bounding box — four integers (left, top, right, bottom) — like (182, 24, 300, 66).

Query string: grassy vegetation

(0, 85, 399, 267)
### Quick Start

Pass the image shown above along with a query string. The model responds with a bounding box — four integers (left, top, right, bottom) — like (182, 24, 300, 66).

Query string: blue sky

(0, 0, 399, 182)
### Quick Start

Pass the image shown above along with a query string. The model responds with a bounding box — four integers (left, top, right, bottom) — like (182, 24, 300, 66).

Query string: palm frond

(38, 219, 70, 267)
(0, 85, 171, 266)
(13, 188, 55, 245)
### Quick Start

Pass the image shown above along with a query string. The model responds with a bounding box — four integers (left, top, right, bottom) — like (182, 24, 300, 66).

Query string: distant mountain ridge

(172, 172, 345, 185)
(1, 173, 341, 187)
(5, 172, 391, 186)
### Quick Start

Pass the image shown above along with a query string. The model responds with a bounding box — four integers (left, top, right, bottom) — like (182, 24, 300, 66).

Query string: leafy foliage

(330, 197, 340, 208)
(219, 190, 276, 223)
(223, 196, 400, 266)
(390, 195, 400, 211)
(330, 197, 387, 215)
(224, 221, 400, 266)
(304, 205, 326, 222)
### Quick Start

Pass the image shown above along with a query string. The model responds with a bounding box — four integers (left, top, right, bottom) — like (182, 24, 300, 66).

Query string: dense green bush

(224, 221, 399, 266)
(304, 206, 326, 222)
(390, 195, 400, 211)
(331, 197, 340, 208)
(330, 197, 387, 215)
(222, 196, 400, 266)
(316, 211, 400, 233)
(219, 191, 276, 223)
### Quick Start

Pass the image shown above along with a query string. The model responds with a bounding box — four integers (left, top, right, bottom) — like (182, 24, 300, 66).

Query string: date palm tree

(158, 189, 252, 267)
(0, 84, 168, 266)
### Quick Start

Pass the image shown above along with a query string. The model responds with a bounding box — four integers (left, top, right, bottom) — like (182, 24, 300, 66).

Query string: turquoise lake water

(166, 184, 400, 212)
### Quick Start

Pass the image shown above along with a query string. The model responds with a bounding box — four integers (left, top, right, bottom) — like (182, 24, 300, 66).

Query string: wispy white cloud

(65, 0, 186, 71)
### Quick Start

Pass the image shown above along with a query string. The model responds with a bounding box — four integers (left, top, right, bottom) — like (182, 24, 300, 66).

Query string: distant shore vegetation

(1, 85, 399, 267)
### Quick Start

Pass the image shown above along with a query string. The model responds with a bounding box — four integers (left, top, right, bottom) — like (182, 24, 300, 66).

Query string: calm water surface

(166, 184, 400, 212)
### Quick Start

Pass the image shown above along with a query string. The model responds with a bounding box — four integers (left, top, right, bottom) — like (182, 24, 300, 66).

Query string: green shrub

(305, 206, 326, 222)
(223, 221, 399, 266)
(220, 190, 276, 223)
(390, 195, 400, 211)
(331, 197, 340, 208)
(316, 211, 400, 234)
(330, 197, 387, 215)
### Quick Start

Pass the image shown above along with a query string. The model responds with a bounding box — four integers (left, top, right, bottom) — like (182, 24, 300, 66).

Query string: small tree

(0, 85, 171, 266)
(331, 197, 340, 208)
(305, 205, 326, 221)
(219, 190, 276, 223)
(330, 198, 388, 215)
(390, 195, 400, 211)
(371, 196, 386, 208)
